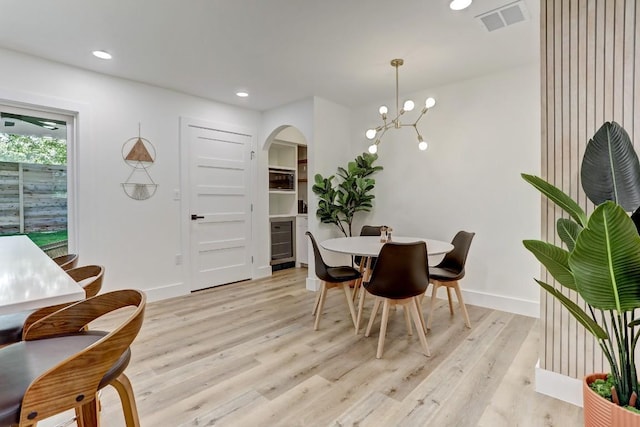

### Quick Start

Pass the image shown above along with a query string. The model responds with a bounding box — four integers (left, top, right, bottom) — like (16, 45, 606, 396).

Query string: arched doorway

(264, 125, 308, 271)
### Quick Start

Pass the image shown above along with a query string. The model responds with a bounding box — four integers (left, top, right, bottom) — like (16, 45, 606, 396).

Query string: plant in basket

(522, 121, 640, 423)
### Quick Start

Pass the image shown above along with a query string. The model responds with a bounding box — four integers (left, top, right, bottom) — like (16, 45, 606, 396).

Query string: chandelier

(366, 58, 436, 154)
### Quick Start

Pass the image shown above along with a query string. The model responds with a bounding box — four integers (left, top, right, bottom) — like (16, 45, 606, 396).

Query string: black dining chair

(306, 232, 361, 331)
(359, 241, 430, 359)
(352, 225, 383, 301)
(427, 231, 475, 329)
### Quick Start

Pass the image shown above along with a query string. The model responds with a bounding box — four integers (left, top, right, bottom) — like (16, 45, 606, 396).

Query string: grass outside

(4, 230, 68, 248)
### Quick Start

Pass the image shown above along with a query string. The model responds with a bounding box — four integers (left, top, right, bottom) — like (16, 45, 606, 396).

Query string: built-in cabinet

(268, 142, 297, 217)
(268, 132, 308, 268)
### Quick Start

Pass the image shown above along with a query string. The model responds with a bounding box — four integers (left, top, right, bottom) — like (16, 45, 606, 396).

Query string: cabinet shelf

(268, 165, 296, 171)
(269, 190, 295, 194)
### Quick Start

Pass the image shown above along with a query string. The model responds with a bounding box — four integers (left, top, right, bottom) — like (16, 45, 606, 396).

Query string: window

(0, 105, 73, 257)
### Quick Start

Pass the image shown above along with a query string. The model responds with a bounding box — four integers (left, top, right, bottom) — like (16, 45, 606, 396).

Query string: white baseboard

(254, 265, 272, 280)
(143, 282, 187, 302)
(535, 361, 583, 407)
(457, 288, 539, 318)
(306, 276, 320, 291)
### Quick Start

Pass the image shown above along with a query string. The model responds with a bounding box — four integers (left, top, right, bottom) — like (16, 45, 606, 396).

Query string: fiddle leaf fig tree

(312, 152, 383, 237)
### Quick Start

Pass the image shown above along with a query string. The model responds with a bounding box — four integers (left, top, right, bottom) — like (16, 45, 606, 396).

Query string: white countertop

(0, 235, 84, 314)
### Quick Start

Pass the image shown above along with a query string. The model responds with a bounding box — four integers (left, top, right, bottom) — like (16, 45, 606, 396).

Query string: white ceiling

(0, 0, 539, 111)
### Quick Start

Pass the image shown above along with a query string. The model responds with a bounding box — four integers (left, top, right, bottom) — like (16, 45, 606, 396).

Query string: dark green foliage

(312, 153, 383, 237)
(581, 121, 640, 211)
(523, 122, 640, 410)
(590, 374, 615, 400)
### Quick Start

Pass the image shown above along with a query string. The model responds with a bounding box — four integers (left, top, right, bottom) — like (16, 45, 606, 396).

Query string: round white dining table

(320, 235, 453, 259)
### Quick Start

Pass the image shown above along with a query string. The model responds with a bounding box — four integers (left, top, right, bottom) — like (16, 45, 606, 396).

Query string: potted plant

(312, 152, 383, 237)
(523, 121, 640, 426)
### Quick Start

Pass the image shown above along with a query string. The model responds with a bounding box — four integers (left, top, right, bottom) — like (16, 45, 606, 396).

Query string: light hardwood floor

(65, 267, 582, 426)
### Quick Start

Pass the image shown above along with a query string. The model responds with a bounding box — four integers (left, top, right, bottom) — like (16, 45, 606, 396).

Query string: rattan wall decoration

(121, 124, 157, 200)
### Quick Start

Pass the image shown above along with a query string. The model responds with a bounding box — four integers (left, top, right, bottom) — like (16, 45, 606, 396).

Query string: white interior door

(187, 121, 252, 291)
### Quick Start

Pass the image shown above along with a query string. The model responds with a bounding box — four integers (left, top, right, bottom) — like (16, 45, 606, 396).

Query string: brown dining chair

(306, 232, 361, 331)
(0, 265, 104, 346)
(359, 241, 430, 359)
(52, 253, 79, 271)
(426, 231, 475, 329)
(0, 289, 145, 427)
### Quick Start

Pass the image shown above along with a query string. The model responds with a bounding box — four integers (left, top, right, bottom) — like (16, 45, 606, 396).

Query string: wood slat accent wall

(540, 0, 640, 377)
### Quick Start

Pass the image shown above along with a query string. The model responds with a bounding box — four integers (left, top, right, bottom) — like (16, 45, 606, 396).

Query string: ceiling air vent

(476, 0, 529, 32)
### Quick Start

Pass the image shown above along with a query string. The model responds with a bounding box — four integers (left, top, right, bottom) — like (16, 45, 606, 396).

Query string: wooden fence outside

(0, 161, 67, 234)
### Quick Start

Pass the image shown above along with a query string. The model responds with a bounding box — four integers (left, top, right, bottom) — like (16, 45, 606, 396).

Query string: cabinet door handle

(191, 214, 205, 220)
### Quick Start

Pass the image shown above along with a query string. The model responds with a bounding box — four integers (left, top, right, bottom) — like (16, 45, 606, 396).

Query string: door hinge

(251, 256, 254, 264)
(251, 150, 256, 160)
(251, 204, 253, 212)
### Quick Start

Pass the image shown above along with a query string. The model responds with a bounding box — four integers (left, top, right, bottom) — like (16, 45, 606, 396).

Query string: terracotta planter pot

(583, 373, 640, 426)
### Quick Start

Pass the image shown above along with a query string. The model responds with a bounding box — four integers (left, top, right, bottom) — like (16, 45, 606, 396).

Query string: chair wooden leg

(408, 297, 431, 357)
(453, 282, 472, 328)
(446, 286, 454, 315)
(111, 373, 141, 427)
(403, 304, 412, 336)
(355, 285, 367, 335)
(311, 288, 321, 316)
(376, 299, 391, 359)
(314, 281, 328, 331)
(75, 392, 100, 427)
(415, 297, 427, 334)
(78, 396, 100, 427)
(342, 282, 358, 329)
(427, 282, 439, 330)
(365, 297, 381, 337)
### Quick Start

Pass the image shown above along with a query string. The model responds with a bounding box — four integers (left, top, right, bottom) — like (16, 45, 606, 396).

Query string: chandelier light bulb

(365, 129, 377, 140)
(450, 0, 472, 11)
(365, 58, 436, 153)
(403, 100, 415, 112)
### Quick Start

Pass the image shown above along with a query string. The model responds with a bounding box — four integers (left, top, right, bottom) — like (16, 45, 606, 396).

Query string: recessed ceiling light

(450, 0, 472, 10)
(92, 50, 112, 60)
(236, 91, 249, 98)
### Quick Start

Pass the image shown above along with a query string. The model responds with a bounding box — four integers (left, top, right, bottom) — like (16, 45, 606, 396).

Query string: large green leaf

(581, 121, 640, 211)
(521, 174, 587, 227)
(535, 279, 608, 340)
(523, 240, 576, 290)
(569, 201, 640, 311)
(557, 218, 583, 252)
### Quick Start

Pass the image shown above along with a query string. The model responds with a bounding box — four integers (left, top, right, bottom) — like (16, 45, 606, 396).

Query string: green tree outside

(0, 133, 67, 165)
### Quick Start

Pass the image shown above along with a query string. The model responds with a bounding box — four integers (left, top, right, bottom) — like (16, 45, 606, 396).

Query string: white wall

(310, 98, 354, 271)
(350, 63, 541, 316)
(0, 47, 541, 316)
(0, 47, 261, 301)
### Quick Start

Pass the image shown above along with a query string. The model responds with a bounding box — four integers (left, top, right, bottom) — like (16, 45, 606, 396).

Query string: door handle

(191, 214, 205, 220)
